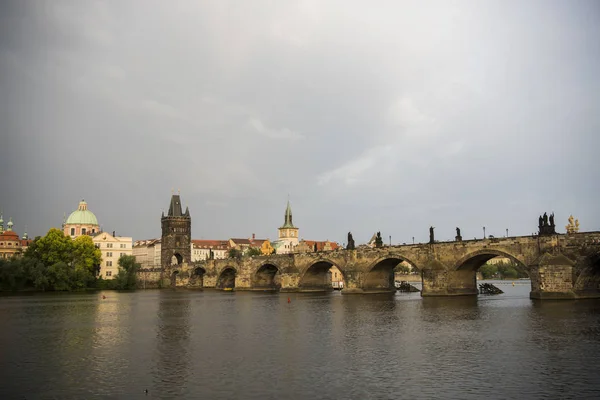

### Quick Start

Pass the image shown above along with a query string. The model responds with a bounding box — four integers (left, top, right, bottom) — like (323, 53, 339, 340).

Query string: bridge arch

(299, 259, 346, 292)
(189, 266, 206, 288)
(252, 262, 281, 290)
(454, 249, 528, 274)
(217, 266, 237, 290)
(364, 256, 420, 292)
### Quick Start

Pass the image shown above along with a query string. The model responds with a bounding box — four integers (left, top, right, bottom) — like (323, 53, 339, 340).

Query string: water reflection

(1, 288, 600, 399)
(152, 290, 192, 397)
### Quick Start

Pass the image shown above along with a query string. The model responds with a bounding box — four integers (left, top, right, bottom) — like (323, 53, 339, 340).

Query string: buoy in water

(102, 295, 106, 299)
(512, 282, 515, 286)
(287, 297, 291, 303)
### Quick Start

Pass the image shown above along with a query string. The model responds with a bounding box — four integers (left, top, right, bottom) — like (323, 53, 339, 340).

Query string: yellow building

(93, 231, 132, 279)
(260, 240, 274, 255)
(63, 200, 100, 238)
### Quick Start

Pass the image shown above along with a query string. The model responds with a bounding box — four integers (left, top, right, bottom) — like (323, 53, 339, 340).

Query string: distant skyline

(2, 1, 599, 244)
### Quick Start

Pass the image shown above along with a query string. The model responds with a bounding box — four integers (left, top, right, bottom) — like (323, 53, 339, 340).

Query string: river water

(1, 281, 599, 399)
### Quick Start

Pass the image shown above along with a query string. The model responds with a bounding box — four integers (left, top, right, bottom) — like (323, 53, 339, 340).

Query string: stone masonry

(159, 231, 600, 300)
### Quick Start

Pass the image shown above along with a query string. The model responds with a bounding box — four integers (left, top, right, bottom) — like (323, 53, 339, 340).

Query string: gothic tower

(161, 193, 191, 268)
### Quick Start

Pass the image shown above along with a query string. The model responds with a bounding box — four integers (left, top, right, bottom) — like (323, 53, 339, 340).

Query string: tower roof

(166, 194, 190, 217)
(65, 199, 99, 226)
(280, 199, 296, 229)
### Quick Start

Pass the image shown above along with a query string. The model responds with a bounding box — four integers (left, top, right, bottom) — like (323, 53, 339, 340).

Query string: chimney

(113, 231, 115, 237)
(252, 233, 255, 240)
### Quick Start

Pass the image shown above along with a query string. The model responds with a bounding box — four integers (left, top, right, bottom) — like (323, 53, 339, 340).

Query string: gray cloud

(1, 0, 599, 245)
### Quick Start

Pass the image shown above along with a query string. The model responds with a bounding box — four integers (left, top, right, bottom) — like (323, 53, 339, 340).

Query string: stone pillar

(529, 253, 576, 299)
(341, 270, 366, 294)
(421, 259, 450, 296)
(279, 272, 301, 292)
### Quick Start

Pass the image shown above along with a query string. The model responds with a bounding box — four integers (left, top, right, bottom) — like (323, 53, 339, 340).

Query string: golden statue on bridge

(566, 215, 580, 234)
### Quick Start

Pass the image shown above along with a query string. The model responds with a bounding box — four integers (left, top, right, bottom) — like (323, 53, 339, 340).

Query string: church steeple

(281, 198, 295, 228)
(0, 210, 4, 234)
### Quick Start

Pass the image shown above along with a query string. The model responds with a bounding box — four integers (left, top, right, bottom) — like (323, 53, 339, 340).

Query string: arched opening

(217, 267, 236, 290)
(171, 270, 179, 287)
(171, 253, 183, 265)
(189, 267, 205, 288)
(457, 252, 529, 278)
(253, 263, 280, 290)
(299, 261, 345, 292)
(364, 258, 419, 293)
(454, 251, 529, 295)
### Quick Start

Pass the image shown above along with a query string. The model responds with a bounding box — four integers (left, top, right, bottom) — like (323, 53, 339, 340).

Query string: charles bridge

(158, 232, 600, 300)
(146, 195, 600, 300)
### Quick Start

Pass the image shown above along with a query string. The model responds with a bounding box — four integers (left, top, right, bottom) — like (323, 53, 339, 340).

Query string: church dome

(65, 200, 99, 226)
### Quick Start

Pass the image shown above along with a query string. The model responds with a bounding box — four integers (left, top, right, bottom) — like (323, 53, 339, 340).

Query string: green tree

(228, 249, 242, 259)
(246, 247, 262, 257)
(479, 264, 498, 279)
(113, 255, 140, 290)
(396, 263, 411, 274)
(26, 228, 74, 266)
(72, 235, 102, 276)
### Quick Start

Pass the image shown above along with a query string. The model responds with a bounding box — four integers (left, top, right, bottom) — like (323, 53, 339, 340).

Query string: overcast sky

(1, 0, 599, 244)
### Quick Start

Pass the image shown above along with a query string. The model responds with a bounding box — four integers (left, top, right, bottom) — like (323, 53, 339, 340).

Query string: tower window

(71, 228, 75, 236)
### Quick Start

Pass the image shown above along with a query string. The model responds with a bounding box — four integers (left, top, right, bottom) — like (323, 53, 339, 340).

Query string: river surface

(1, 281, 600, 400)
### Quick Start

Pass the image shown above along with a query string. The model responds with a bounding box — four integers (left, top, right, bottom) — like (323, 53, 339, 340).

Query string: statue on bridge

(455, 227, 462, 242)
(566, 215, 580, 234)
(429, 226, 435, 244)
(347, 232, 355, 250)
(538, 212, 557, 236)
(375, 231, 383, 248)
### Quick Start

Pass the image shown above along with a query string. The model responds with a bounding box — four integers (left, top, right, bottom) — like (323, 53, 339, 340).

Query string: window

(107, 252, 112, 257)
(106, 261, 112, 267)
(107, 243, 113, 248)
(82, 228, 86, 235)
(92, 229, 95, 234)
(106, 271, 112, 277)
(120, 253, 125, 257)
(70, 228, 75, 236)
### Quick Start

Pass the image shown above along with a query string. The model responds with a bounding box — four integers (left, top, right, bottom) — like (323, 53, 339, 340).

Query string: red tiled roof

(230, 238, 268, 246)
(0, 231, 20, 241)
(192, 239, 229, 249)
(302, 240, 339, 251)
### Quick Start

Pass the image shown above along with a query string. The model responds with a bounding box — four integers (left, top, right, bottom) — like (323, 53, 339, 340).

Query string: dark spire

(167, 194, 184, 217)
(281, 198, 295, 228)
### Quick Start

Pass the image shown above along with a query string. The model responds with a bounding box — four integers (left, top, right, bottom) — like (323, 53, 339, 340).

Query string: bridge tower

(161, 193, 191, 268)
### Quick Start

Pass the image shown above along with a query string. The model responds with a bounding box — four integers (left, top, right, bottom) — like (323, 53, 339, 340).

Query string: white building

(93, 231, 133, 279)
(191, 240, 229, 261)
(132, 239, 161, 268)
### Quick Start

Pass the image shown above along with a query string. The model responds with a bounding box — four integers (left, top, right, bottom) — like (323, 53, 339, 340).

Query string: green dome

(65, 200, 99, 226)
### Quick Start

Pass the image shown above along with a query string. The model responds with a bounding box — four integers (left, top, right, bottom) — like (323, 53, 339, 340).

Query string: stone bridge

(163, 232, 600, 300)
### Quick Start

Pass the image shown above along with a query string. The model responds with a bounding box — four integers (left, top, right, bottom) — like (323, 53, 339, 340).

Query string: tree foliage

(228, 249, 242, 259)
(246, 247, 262, 257)
(479, 261, 528, 280)
(0, 228, 132, 292)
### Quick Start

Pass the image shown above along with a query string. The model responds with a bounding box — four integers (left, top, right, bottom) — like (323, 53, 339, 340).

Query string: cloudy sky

(1, 0, 599, 244)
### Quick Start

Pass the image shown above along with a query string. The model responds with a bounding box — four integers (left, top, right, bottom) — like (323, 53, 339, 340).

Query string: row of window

(70, 228, 96, 235)
(106, 252, 128, 258)
(0, 242, 20, 247)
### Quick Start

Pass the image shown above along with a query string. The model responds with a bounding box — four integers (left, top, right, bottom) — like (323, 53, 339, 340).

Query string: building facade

(133, 239, 162, 268)
(0, 214, 31, 259)
(63, 200, 100, 238)
(93, 231, 133, 279)
(192, 240, 229, 261)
